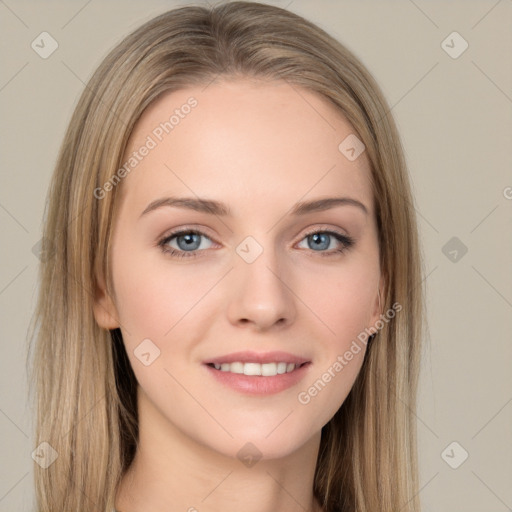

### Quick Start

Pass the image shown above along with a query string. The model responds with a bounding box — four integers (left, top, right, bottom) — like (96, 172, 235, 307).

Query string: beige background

(1, 1, 511, 510)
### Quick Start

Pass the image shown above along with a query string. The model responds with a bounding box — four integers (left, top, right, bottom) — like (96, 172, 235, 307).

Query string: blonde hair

(27, 2, 425, 511)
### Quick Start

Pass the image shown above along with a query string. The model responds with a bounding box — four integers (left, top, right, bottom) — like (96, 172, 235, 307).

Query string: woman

(27, 2, 425, 511)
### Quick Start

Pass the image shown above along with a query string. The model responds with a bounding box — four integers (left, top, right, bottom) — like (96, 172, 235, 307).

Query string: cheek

(301, 260, 378, 348)
(110, 244, 199, 339)
(291, 260, 376, 417)
(294, 267, 373, 426)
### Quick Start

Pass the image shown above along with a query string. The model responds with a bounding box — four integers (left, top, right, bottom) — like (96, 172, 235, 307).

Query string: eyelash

(157, 226, 355, 259)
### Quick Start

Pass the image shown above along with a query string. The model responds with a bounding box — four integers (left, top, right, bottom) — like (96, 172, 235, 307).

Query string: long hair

(27, 2, 426, 510)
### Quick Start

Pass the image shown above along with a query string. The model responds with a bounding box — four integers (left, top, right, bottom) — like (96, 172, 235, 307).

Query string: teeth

(277, 362, 287, 374)
(211, 362, 300, 376)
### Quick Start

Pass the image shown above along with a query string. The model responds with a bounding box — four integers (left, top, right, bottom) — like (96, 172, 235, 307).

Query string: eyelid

(296, 224, 351, 242)
(159, 222, 350, 241)
(158, 224, 218, 242)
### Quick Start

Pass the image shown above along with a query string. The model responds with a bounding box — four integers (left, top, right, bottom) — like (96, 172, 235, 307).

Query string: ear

(93, 271, 120, 330)
(368, 275, 386, 328)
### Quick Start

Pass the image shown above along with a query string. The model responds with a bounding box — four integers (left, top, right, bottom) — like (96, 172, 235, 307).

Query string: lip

(203, 350, 311, 365)
(203, 360, 312, 395)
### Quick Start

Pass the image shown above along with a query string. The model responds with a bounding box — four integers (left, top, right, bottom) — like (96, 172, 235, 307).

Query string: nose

(226, 244, 297, 331)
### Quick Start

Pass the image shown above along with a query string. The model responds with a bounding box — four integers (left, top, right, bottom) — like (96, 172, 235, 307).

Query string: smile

(203, 361, 312, 395)
(207, 361, 309, 376)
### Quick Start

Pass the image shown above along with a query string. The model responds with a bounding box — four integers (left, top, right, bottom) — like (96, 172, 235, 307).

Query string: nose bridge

(226, 234, 296, 329)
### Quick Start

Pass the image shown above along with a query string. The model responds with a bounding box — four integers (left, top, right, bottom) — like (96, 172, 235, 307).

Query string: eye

(157, 227, 355, 259)
(296, 229, 355, 256)
(158, 229, 215, 259)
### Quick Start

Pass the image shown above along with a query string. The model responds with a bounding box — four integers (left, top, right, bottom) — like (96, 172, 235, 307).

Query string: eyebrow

(139, 195, 369, 218)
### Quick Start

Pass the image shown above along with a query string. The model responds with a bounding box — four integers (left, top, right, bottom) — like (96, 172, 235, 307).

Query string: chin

(204, 421, 319, 462)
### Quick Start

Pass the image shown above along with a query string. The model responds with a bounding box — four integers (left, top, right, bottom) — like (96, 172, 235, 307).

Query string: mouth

(203, 359, 312, 395)
(205, 361, 310, 377)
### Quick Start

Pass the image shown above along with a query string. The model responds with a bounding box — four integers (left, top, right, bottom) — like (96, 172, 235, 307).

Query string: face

(94, 78, 383, 460)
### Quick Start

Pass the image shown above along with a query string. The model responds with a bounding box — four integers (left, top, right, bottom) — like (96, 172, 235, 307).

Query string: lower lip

(203, 363, 311, 395)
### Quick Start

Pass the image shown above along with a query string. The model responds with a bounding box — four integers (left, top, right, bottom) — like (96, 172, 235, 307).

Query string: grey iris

(177, 233, 201, 251)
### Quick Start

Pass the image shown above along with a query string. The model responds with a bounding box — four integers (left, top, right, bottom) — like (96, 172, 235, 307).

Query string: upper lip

(204, 351, 311, 365)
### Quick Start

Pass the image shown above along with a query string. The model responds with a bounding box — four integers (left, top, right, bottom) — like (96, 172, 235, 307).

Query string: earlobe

(92, 273, 120, 330)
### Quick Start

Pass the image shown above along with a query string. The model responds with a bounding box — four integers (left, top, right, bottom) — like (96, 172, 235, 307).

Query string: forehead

(118, 78, 373, 219)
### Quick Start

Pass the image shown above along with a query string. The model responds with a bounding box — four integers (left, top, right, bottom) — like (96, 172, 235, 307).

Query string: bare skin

(94, 77, 383, 512)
